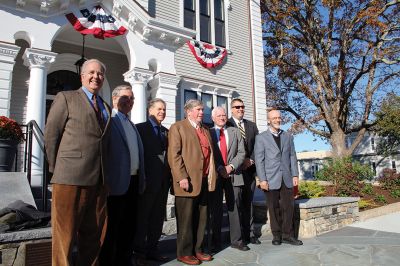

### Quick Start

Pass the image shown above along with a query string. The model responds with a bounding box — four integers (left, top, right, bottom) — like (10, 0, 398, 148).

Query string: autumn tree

(373, 93, 400, 164)
(261, 0, 400, 157)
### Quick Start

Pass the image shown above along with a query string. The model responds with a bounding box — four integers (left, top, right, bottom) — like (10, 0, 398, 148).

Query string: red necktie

(219, 128, 228, 165)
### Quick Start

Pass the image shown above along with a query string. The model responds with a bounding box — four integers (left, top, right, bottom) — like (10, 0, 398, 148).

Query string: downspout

(248, 0, 256, 122)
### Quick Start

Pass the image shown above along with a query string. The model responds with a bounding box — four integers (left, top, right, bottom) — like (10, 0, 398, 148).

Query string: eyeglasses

(232, 105, 245, 109)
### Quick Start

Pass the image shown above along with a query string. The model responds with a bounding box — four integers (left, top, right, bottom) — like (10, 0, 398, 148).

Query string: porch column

(23, 48, 57, 186)
(153, 73, 180, 127)
(0, 43, 20, 116)
(123, 68, 152, 124)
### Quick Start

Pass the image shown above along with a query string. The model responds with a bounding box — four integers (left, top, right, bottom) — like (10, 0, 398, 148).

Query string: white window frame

(181, 0, 230, 49)
(179, 78, 235, 120)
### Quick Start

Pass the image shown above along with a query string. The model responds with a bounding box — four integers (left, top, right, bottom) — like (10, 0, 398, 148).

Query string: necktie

(219, 128, 228, 165)
(92, 94, 105, 130)
(156, 125, 165, 149)
(238, 121, 246, 140)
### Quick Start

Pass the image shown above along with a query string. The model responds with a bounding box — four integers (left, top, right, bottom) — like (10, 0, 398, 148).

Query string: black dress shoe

(272, 237, 282, 245)
(250, 237, 261, 244)
(282, 237, 303, 246)
(231, 242, 250, 251)
(147, 254, 170, 262)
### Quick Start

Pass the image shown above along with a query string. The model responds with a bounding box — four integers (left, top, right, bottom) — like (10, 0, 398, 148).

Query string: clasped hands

(218, 165, 234, 179)
(259, 176, 299, 191)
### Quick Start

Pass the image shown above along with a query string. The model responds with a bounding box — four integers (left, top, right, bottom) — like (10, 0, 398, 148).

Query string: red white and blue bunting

(187, 40, 227, 68)
(66, 6, 127, 39)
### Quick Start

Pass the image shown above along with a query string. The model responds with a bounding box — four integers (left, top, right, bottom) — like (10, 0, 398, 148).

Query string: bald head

(268, 109, 282, 132)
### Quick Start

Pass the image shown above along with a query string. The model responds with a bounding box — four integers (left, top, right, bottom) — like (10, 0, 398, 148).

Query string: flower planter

(0, 139, 19, 171)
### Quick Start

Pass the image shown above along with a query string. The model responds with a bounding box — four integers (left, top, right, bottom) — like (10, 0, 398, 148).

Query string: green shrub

(315, 157, 374, 197)
(358, 199, 378, 209)
(361, 183, 374, 195)
(298, 181, 326, 198)
(390, 189, 400, 198)
(374, 195, 387, 204)
(378, 168, 400, 191)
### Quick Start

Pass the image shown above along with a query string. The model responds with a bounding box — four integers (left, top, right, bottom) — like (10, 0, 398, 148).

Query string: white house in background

(297, 150, 332, 180)
(0, 0, 267, 186)
(297, 133, 399, 180)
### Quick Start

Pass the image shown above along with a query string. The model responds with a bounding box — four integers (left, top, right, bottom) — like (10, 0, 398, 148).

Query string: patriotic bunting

(187, 40, 227, 68)
(66, 6, 127, 39)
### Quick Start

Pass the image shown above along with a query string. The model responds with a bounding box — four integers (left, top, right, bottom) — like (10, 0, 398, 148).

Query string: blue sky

(279, 124, 331, 152)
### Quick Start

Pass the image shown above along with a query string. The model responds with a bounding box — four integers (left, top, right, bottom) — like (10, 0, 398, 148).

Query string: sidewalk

(161, 212, 400, 266)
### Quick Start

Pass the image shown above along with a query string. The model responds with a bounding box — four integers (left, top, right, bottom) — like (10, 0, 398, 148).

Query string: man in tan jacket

(168, 99, 217, 265)
(45, 59, 111, 266)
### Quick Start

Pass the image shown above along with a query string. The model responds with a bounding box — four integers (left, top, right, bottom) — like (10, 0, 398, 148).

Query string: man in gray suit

(100, 85, 146, 266)
(45, 59, 111, 265)
(254, 109, 303, 246)
(133, 98, 171, 264)
(209, 107, 249, 251)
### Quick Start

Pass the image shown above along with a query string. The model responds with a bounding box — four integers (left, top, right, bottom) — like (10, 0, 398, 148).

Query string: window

(371, 137, 375, 151)
(183, 0, 226, 47)
(217, 95, 227, 111)
(184, 0, 196, 29)
(392, 160, 397, 170)
(201, 93, 213, 125)
(184, 90, 197, 103)
(371, 161, 376, 176)
(214, 0, 225, 47)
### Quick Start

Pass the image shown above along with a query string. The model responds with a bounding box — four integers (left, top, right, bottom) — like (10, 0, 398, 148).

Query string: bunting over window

(187, 40, 227, 68)
(66, 6, 127, 39)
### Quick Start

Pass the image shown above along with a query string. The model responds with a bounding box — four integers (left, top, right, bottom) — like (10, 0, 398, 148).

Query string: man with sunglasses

(227, 98, 260, 245)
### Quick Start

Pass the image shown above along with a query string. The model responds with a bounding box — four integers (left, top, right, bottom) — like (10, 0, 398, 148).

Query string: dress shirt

(82, 87, 109, 123)
(232, 117, 245, 132)
(114, 109, 140, 175)
(268, 127, 282, 137)
(214, 126, 229, 152)
(188, 118, 200, 129)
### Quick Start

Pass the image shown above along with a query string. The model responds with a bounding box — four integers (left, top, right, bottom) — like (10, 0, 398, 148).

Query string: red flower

(0, 116, 24, 143)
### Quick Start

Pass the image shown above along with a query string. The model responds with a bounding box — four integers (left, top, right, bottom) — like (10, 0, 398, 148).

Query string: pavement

(154, 211, 400, 266)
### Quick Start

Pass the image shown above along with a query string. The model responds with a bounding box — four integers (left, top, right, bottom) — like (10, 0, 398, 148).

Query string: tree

(373, 93, 400, 164)
(261, 0, 400, 157)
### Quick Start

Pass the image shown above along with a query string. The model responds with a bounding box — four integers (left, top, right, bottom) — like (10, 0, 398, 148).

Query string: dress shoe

(272, 237, 282, 245)
(147, 253, 170, 262)
(134, 257, 148, 266)
(231, 242, 250, 251)
(282, 237, 303, 246)
(177, 256, 201, 265)
(195, 252, 213, 261)
(250, 237, 261, 244)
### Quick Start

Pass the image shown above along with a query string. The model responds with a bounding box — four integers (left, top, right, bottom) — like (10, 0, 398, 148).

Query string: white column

(23, 48, 57, 186)
(123, 68, 152, 124)
(0, 43, 20, 117)
(156, 73, 180, 127)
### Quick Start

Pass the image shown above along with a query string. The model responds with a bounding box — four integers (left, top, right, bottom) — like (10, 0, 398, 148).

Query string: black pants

(240, 171, 257, 241)
(265, 181, 294, 239)
(175, 178, 208, 257)
(99, 176, 139, 266)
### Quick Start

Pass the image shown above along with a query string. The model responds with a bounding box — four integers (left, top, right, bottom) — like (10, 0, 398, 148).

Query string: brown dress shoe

(195, 252, 213, 261)
(177, 256, 201, 265)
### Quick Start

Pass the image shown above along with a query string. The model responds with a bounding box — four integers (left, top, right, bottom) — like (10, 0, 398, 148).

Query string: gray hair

(211, 106, 226, 117)
(112, 85, 132, 97)
(81, 59, 106, 75)
(184, 99, 203, 113)
(149, 98, 166, 109)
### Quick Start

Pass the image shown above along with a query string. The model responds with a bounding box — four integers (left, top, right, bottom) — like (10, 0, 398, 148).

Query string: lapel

(227, 127, 234, 152)
(267, 129, 281, 152)
(111, 111, 129, 147)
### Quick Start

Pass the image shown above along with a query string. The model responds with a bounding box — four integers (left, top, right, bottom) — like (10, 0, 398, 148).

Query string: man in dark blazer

(100, 85, 146, 266)
(209, 107, 249, 252)
(45, 59, 111, 266)
(133, 98, 171, 264)
(254, 109, 303, 246)
(168, 99, 217, 265)
(227, 98, 260, 244)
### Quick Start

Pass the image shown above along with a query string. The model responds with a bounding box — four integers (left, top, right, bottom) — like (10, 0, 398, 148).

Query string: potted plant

(0, 116, 24, 171)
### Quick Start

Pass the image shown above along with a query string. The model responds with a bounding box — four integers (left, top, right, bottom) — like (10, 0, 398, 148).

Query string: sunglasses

(232, 105, 245, 109)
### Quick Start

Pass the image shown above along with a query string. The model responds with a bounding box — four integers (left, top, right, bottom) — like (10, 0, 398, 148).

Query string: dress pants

(133, 180, 169, 257)
(209, 177, 242, 249)
(51, 182, 107, 266)
(265, 181, 294, 239)
(99, 176, 139, 266)
(175, 178, 208, 257)
(240, 170, 257, 242)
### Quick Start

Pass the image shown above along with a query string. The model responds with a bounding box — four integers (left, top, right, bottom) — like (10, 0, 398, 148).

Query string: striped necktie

(238, 121, 246, 140)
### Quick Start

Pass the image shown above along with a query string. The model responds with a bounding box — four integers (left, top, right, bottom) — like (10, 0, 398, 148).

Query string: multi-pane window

(183, 0, 226, 47)
(217, 95, 227, 111)
(214, 0, 225, 47)
(200, 0, 211, 43)
(184, 0, 196, 29)
(201, 93, 213, 125)
(392, 160, 397, 170)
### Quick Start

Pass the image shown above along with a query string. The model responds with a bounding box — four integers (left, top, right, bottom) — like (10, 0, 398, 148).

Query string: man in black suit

(133, 98, 171, 264)
(227, 98, 260, 245)
(209, 107, 249, 252)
